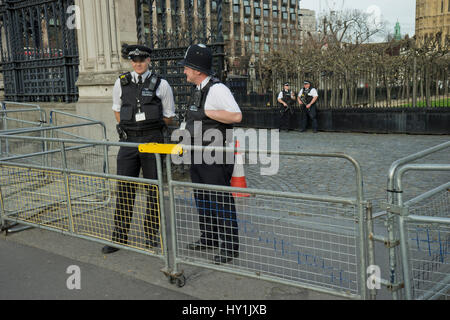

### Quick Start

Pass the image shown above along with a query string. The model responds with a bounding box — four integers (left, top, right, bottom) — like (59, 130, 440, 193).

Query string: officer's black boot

(102, 245, 120, 254)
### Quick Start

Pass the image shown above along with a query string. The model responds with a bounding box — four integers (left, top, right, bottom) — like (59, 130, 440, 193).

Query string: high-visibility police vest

(119, 72, 164, 131)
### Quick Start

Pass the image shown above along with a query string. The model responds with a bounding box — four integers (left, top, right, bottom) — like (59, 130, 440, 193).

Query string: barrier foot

(161, 268, 186, 288)
(1, 221, 23, 234)
(6, 223, 33, 234)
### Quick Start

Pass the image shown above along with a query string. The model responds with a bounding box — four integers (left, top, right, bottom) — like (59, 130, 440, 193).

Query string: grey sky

(300, 0, 416, 40)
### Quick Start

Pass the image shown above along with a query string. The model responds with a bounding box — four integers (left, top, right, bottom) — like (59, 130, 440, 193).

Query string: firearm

(176, 104, 188, 124)
(116, 124, 127, 141)
(280, 96, 294, 114)
(280, 104, 291, 113)
(299, 95, 310, 111)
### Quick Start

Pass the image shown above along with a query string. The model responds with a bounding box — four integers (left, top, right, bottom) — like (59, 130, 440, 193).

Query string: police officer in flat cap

(277, 82, 296, 131)
(177, 44, 241, 264)
(102, 44, 175, 254)
(297, 80, 319, 133)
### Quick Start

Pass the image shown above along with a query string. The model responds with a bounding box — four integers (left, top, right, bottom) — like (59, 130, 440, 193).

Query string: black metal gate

(136, 0, 225, 109)
(0, 0, 79, 102)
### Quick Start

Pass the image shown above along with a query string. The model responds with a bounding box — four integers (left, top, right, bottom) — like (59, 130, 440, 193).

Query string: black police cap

(178, 44, 213, 75)
(284, 82, 290, 86)
(121, 43, 152, 60)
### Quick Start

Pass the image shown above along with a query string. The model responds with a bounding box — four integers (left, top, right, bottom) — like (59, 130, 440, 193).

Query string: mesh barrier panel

(0, 164, 163, 254)
(173, 185, 361, 296)
(407, 189, 450, 300)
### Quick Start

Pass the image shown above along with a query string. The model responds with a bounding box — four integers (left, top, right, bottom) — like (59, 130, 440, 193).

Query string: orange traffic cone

(230, 140, 250, 197)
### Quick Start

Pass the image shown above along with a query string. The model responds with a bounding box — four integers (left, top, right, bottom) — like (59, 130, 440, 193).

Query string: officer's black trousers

(112, 132, 163, 244)
(279, 107, 292, 130)
(190, 160, 239, 254)
(300, 104, 318, 131)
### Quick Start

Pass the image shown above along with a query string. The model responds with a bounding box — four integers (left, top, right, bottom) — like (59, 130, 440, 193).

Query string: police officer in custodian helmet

(102, 44, 175, 254)
(177, 44, 242, 264)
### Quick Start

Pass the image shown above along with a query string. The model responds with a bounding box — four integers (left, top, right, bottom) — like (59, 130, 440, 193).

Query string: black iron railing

(136, 0, 225, 109)
(0, 0, 79, 103)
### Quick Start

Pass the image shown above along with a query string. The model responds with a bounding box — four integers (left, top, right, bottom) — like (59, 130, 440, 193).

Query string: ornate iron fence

(136, 0, 225, 110)
(0, 0, 79, 103)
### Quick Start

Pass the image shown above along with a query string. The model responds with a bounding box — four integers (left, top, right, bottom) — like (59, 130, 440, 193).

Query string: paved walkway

(0, 239, 195, 300)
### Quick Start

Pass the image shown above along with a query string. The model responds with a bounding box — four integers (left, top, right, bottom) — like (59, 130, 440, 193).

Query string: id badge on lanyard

(135, 98, 146, 122)
(135, 112, 146, 122)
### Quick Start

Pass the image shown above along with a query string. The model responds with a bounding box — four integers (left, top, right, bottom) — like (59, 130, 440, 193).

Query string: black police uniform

(103, 44, 167, 254)
(186, 79, 239, 257)
(299, 85, 318, 132)
(112, 72, 164, 247)
(179, 44, 239, 264)
(279, 89, 294, 131)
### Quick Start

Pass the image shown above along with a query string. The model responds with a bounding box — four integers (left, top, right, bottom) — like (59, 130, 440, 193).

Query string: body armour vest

(300, 88, 316, 105)
(185, 78, 233, 146)
(119, 73, 164, 131)
(281, 90, 293, 105)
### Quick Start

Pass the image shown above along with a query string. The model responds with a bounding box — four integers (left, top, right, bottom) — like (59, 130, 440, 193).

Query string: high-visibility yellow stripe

(138, 143, 183, 155)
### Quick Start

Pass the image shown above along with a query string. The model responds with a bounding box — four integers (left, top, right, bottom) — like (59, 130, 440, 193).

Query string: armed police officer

(297, 80, 319, 133)
(102, 44, 175, 254)
(277, 82, 296, 131)
(177, 44, 242, 264)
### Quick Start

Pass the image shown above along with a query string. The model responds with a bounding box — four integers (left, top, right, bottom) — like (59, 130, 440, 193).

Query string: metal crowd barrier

(1, 106, 110, 233)
(1, 133, 370, 299)
(164, 145, 370, 299)
(1, 101, 46, 130)
(1, 112, 448, 299)
(391, 165, 450, 300)
(1, 102, 47, 159)
(375, 141, 450, 300)
(0, 135, 171, 274)
(1, 105, 108, 171)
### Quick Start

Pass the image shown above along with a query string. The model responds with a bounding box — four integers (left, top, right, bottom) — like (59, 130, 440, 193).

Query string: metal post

(1, 103, 10, 155)
(60, 141, 75, 233)
(329, 147, 367, 300)
(398, 214, 412, 300)
(387, 212, 398, 299)
(155, 153, 170, 272)
(136, 0, 144, 44)
(166, 155, 181, 279)
(148, 0, 154, 47)
(216, 0, 224, 81)
(366, 201, 377, 300)
(355, 166, 368, 300)
(412, 55, 417, 108)
(0, 182, 5, 231)
(396, 167, 412, 300)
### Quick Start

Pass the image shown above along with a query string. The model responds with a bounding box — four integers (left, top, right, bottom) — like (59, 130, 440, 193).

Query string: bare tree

(253, 9, 449, 108)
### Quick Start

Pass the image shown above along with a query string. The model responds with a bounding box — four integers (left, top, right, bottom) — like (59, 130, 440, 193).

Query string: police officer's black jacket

(185, 77, 232, 146)
(119, 73, 164, 132)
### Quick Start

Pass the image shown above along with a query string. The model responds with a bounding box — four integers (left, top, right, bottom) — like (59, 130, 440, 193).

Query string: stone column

(74, 0, 137, 143)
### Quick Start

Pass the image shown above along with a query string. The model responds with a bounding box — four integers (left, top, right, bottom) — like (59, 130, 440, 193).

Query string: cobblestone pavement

(242, 131, 449, 205)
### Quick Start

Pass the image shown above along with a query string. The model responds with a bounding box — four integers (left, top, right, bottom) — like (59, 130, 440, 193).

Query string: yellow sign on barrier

(138, 143, 183, 155)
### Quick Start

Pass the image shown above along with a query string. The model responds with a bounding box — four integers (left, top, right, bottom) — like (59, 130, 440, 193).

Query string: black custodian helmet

(178, 44, 213, 75)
